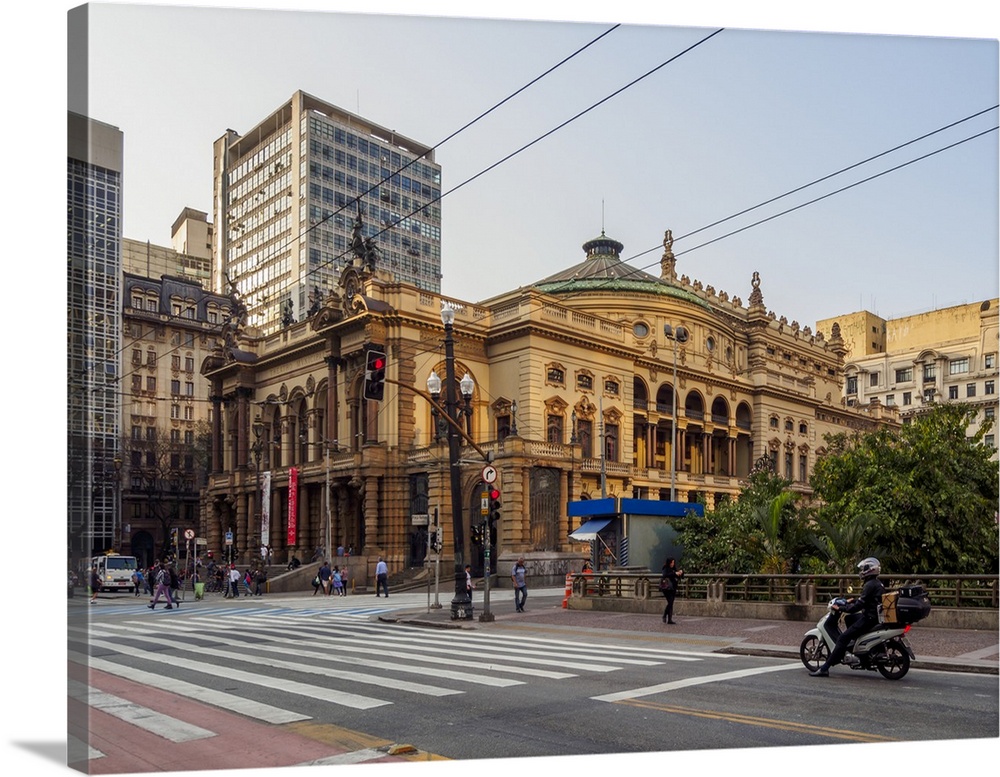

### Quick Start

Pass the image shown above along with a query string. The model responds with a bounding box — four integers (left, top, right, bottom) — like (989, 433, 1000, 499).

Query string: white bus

(90, 554, 139, 593)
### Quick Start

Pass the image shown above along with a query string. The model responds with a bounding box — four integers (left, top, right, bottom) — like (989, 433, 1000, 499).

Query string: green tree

(810, 403, 998, 575)
(807, 512, 884, 574)
(751, 491, 800, 574)
(679, 467, 808, 574)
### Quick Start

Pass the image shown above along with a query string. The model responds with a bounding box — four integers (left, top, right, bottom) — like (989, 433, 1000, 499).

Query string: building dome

(533, 231, 708, 309)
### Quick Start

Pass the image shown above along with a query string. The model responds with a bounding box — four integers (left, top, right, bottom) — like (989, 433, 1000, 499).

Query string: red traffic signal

(488, 487, 501, 525)
(363, 345, 387, 401)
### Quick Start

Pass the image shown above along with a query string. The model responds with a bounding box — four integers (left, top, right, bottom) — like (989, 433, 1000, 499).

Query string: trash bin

(194, 582, 205, 600)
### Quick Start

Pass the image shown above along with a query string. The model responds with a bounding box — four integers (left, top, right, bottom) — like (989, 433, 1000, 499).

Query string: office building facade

(121, 264, 234, 567)
(212, 91, 442, 334)
(68, 112, 124, 565)
(818, 301, 1000, 452)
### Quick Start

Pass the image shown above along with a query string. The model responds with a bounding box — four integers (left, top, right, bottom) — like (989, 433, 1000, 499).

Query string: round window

(706, 336, 716, 352)
(633, 322, 649, 338)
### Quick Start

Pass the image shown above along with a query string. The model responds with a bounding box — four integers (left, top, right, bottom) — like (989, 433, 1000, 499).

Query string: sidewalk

(385, 587, 999, 675)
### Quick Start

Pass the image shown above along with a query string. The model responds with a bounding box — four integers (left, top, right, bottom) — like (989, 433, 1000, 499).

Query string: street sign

(184, 528, 195, 540)
(411, 513, 430, 526)
(225, 531, 233, 546)
(481, 465, 498, 483)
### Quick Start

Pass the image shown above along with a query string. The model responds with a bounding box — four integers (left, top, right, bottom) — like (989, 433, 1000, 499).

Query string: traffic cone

(562, 572, 573, 608)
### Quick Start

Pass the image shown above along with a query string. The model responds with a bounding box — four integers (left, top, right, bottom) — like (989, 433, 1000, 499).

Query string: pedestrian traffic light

(363, 345, 387, 401)
(470, 524, 482, 545)
(429, 526, 438, 552)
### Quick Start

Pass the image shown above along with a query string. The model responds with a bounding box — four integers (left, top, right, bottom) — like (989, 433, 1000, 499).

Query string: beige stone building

(199, 227, 897, 585)
(120, 225, 233, 567)
(817, 300, 999, 450)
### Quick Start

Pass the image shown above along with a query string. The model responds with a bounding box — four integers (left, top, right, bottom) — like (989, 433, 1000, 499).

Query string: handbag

(659, 577, 673, 592)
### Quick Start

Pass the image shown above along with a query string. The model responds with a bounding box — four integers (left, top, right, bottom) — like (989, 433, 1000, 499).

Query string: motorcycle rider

(810, 556, 885, 677)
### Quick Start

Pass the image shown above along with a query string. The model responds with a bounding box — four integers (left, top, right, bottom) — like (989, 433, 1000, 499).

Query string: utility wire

(80, 23, 624, 391)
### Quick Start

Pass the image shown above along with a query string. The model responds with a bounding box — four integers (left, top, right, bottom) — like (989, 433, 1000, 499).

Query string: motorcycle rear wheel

(876, 642, 910, 680)
(799, 635, 828, 671)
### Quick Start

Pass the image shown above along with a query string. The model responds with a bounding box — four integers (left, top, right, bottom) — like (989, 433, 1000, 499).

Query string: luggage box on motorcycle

(896, 594, 931, 624)
(882, 589, 931, 625)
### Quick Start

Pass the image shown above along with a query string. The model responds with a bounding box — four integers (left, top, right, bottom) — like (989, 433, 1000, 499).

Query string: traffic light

(429, 526, 438, 552)
(488, 487, 502, 526)
(363, 345, 387, 401)
(470, 524, 482, 545)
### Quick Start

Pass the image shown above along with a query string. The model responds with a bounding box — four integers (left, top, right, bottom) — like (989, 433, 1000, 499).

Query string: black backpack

(168, 568, 180, 589)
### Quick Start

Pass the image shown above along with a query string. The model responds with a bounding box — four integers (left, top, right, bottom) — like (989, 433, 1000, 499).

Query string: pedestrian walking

(318, 560, 332, 595)
(341, 565, 349, 596)
(242, 568, 254, 596)
(659, 557, 684, 624)
(375, 556, 389, 597)
(132, 568, 144, 597)
(465, 564, 473, 601)
(332, 566, 343, 596)
(254, 567, 267, 596)
(168, 563, 181, 609)
(89, 565, 101, 604)
(228, 564, 241, 598)
(511, 557, 527, 612)
(148, 561, 174, 610)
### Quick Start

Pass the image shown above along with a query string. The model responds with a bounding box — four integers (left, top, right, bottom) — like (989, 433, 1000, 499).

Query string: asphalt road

(69, 587, 999, 772)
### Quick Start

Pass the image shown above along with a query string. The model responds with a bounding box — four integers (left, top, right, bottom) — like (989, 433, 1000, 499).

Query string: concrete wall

(569, 594, 998, 631)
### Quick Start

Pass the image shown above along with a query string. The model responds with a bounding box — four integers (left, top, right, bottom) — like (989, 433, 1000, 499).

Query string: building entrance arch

(130, 530, 155, 569)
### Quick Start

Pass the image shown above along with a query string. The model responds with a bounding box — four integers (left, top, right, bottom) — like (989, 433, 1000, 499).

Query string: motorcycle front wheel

(799, 635, 828, 671)
(876, 642, 911, 680)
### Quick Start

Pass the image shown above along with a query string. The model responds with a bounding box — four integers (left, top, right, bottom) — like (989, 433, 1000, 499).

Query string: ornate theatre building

(199, 227, 897, 584)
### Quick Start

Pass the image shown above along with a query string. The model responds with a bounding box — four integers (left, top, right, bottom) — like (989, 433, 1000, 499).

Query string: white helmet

(857, 557, 881, 579)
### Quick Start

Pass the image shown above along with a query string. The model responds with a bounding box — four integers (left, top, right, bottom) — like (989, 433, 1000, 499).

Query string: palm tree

(809, 512, 884, 574)
(753, 491, 799, 574)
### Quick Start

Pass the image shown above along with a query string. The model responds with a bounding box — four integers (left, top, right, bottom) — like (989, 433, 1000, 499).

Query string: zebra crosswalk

(69, 608, 736, 765)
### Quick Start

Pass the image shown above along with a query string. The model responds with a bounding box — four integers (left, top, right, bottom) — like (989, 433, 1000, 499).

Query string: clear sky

(76, 1, 998, 331)
(4, 3, 998, 777)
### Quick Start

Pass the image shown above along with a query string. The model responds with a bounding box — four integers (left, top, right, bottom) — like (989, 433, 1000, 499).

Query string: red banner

(287, 467, 298, 546)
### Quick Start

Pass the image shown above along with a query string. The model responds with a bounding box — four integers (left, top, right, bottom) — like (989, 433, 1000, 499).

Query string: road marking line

(68, 734, 104, 761)
(591, 661, 802, 702)
(613, 698, 897, 743)
(124, 614, 620, 674)
(68, 649, 311, 724)
(92, 621, 521, 689)
(68, 679, 215, 742)
(298, 747, 389, 765)
(71, 635, 391, 710)
(94, 620, 576, 681)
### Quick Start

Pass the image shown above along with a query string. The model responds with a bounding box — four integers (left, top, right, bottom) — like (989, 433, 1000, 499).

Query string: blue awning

(569, 518, 613, 541)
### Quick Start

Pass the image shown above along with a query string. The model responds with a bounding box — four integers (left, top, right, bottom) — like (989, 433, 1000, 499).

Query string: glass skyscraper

(68, 112, 124, 565)
(212, 91, 442, 333)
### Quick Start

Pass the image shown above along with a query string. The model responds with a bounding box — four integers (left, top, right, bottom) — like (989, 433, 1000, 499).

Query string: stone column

(363, 475, 380, 554)
(210, 393, 223, 473)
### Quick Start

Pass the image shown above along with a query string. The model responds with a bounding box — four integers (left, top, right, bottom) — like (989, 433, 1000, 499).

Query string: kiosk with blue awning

(568, 498, 703, 570)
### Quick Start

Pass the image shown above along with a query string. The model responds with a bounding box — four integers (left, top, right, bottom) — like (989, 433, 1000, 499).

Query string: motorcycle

(799, 586, 931, 680)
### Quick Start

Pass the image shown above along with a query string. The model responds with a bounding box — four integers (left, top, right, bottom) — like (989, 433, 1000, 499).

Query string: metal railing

(572, 572, 999, 610)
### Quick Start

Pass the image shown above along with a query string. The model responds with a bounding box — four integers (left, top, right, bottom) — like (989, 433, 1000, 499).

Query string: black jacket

(845, 577, 884, 622)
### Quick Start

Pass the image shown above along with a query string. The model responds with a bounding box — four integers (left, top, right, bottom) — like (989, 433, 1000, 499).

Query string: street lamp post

(113, 454, 122, 553)
(663, 324, 688, 502)
(251, 417, 265, 566)
(428, 306, 475, 620)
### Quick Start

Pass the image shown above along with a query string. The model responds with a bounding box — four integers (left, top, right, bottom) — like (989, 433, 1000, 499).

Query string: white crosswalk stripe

(68, 679, 216, 742)
(71, 607, 723, 731)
